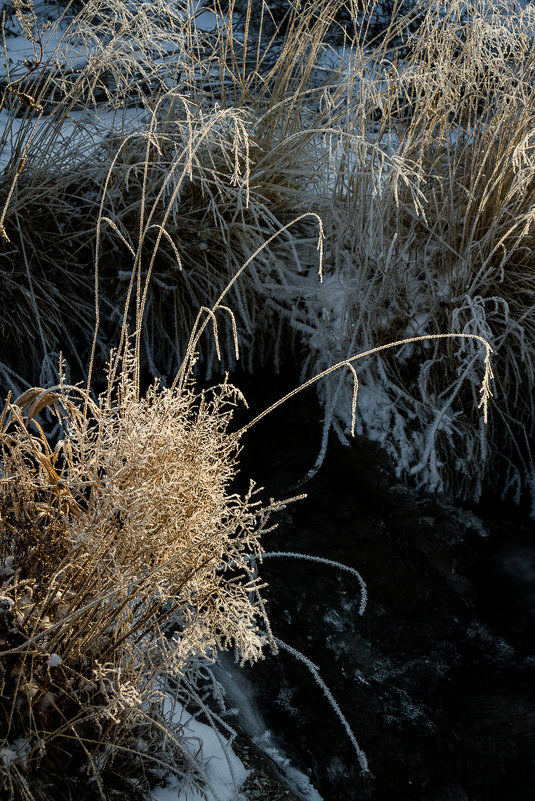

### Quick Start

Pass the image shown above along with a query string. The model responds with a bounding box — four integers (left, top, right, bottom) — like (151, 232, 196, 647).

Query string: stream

(216, 370, 535, 801)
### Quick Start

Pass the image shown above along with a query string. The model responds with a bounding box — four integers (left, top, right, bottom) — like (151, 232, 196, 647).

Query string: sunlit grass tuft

(0, 338, 283, 799)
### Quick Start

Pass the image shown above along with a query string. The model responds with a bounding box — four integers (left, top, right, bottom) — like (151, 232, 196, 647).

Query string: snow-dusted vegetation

(1, 0, 531, 503)
(0, 0, 533, 798)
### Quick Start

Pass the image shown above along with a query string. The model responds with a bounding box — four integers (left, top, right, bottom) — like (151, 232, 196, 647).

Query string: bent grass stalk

(241, 333, 493, 435)
(259, 552, 368, 616)
(275, 637, 370, 774)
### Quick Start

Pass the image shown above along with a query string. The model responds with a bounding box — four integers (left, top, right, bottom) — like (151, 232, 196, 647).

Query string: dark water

(226, 370, 535, 801)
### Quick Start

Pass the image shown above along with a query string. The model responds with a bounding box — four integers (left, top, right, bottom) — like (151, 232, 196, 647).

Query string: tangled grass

(0, 335, 287, 799)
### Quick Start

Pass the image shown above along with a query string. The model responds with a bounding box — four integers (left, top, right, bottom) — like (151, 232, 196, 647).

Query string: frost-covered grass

(2, 0, 532, 504)
(0, 326, 287, 799)
(0, 1, 519, 797)
(0, 0, 344, 389)
(282, 0, 535, 505)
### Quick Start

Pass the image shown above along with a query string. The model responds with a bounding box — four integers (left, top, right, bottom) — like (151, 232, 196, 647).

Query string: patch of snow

(0, 105, 149, 171)
(150, 697, 249, 801)
(0, 595, 13, 611)
(0, 556, 15, 577)
(0, 747, 18, 767)
(0, 738, 31, 768)
(193, 9, 219, 33)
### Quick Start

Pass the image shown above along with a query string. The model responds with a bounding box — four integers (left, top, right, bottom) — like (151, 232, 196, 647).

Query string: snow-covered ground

(149, 698, 250, 801)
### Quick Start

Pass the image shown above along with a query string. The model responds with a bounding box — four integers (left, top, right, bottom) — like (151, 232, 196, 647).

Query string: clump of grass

(96, 95, 324, 380)
(0, 0, 191, 391)
(296, 0, 535, 504)
(0, 0, 345, 392)
(390, 0, 535, 500)
(0, 337, 283, 799)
